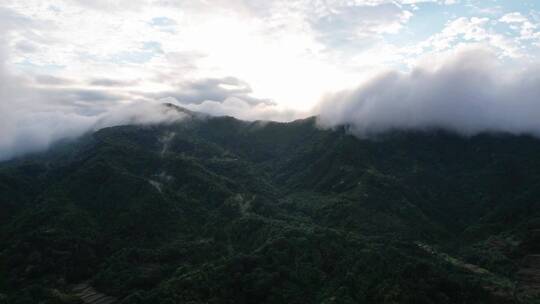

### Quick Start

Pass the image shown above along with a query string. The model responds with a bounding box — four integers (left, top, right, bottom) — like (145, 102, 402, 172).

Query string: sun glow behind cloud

(2, 0, 540, 159)
(3, 1, 540, 110)
(3, 0, 540, 108)
(0, 1, 455, 110)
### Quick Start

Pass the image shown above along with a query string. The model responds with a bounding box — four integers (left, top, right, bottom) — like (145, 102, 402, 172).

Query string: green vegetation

(1, 108, 540, 303)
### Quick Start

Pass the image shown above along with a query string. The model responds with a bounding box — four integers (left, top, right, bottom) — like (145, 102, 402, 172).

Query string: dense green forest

(1, 105, 540, 303)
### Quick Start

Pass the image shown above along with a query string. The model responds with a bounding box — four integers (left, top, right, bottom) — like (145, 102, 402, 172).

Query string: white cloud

(181, 97, 303, 122)
(398, 0, 458, 4)
(500, 12, 539, 41)
(0, 23, 186, 160)
(0, 0, 420, 111)
(500, 12, 528, 24)
(317, 46, 540, 136)
(418, 16, 523, 58)
(1, 0, 540, 161)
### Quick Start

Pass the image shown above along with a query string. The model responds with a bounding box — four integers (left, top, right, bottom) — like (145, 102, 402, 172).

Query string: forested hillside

(1, 105, 540, 303)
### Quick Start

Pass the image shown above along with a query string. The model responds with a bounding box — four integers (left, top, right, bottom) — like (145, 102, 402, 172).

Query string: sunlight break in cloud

(1, 0, 540, 160)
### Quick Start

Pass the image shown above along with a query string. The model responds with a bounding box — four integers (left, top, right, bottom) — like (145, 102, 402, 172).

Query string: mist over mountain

(4, 45, 540, 161)
(317, 47, 540, 137)
(1, 108, 540, 303)
(0, 36, 185, 161)
(3, 1, 540, 303)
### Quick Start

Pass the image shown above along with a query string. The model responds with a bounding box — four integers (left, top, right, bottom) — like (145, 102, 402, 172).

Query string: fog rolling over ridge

(317, 47, 540, 137)
(3, 45, 540, 161)
(0, 38, 185, 161)
(4, 1, 540, 302)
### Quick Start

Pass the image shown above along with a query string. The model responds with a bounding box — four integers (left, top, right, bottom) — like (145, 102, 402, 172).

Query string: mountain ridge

(2, 108, 540, 303)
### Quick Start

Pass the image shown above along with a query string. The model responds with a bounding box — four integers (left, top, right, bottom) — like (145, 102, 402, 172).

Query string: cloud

(178, 97, 302, 122)
(316, 46, 540, 137)
(303, 1, 413, 51)
(311, 2, 412, 36)
(0, 88, 186, 161)
(0, 12, 287, 161)
(0, 4, 292, 161)
(89, 78, 139, 87)
(149, 75, 305, 122)
(150, 77, 273, 106)
(33, 74, 76, 86)
(64, 0, 147, 11)
(499, 12, 539, 41)
(0, 30, 185, 161)
(421, 17, 522, 58)
(148, 76, 304, 122)
(2, 0, 540, 161)
(0, 87, 185, 161)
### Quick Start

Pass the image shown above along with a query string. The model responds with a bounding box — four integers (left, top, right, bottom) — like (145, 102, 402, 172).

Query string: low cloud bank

(317, 47, 540, 137)
(0, 19, 187, 161)
(4, 44, 540, 161)
(181, 97, 301, 122)
(0, 95, 185, 161)
(0, 36, 287, 161)
(0, 63, 184, 162)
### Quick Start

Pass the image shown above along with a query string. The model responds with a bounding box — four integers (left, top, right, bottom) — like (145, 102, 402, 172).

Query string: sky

(1, 0, 540, 159)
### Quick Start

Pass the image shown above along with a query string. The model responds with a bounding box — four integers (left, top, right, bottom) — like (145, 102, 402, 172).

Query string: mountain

(1, 105, 540, 303)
